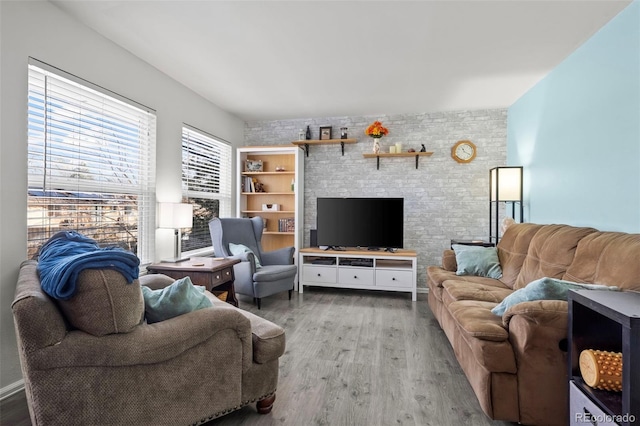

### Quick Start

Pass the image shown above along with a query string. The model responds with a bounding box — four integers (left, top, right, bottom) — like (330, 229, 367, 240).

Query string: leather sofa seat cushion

(443, 281, 513, 307)
(448, 300, 508, 342)
(563, 232, 640, 291)
(57, 269, 144, 336)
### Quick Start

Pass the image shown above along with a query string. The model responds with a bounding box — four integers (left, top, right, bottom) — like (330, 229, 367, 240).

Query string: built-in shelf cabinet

(237, 146, 303, 257)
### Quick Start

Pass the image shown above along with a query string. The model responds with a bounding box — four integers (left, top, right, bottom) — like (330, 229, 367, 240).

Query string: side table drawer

(209, 267, 233, 288)
(570, 381, 619, 426)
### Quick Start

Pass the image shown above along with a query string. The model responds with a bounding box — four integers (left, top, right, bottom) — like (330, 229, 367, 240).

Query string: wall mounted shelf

(291, 138, 357, 157)
(363, 151, 434, 169)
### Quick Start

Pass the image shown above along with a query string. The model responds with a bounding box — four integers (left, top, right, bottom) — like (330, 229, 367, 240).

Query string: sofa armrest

(28, 306, 253, 372)
(442, 249, 457, 272)
(262, 246, 295, 265)
(502, 299, 568, 329)
(502, 300, 570, 424)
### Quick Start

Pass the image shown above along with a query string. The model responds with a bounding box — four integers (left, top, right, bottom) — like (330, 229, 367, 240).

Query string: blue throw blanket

(37, 231, 140, 300)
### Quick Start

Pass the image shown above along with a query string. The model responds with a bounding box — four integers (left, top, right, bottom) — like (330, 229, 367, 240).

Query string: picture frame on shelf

(319, 126, 332, 140)
(245, 159, 263, 172)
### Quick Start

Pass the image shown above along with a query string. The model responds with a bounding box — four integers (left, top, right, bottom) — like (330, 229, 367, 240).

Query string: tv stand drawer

(376, 270, 413, 288)
(339, 268, 374, 286)
(302, 265, 337, 284)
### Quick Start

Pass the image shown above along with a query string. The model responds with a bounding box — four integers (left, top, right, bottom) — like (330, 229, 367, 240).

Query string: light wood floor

(1, 288, 515, 426)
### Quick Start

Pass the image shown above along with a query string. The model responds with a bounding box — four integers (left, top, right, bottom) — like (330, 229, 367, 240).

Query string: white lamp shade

(490, 167, 522, 202)
(158, 202, 193, 229)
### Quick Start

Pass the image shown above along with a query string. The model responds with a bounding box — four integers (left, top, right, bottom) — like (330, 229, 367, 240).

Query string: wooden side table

(146, 257, 241, 307)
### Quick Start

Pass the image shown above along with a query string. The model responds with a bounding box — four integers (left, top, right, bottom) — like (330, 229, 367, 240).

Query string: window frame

(181, 124, 232, 255)
(26, 58, 157, 263)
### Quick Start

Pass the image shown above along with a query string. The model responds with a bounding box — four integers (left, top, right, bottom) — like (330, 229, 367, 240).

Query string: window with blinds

(27, 59, 157, 263)
(181, 125, 232, 253)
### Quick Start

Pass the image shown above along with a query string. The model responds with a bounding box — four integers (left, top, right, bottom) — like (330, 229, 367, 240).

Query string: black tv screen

(316, 197, 404, 249)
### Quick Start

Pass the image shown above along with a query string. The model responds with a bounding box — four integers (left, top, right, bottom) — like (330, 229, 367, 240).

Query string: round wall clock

(451, 140, 477, 163)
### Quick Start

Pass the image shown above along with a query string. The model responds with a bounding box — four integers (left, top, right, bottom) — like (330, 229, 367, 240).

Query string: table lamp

(158, 202, 193, 262)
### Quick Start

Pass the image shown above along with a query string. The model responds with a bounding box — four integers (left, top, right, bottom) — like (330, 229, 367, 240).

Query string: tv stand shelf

(299, 247, 417, 301)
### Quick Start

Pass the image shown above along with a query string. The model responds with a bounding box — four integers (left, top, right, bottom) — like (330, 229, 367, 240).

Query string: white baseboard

(0, 379, 25, 400)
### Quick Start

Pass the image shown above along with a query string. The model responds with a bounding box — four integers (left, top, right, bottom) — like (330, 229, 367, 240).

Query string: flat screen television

(316, 197, 404, 249)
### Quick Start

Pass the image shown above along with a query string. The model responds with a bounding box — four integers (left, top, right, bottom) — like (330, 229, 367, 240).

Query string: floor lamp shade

(158, 202, 193, 262)
(489, 166, 523, 243)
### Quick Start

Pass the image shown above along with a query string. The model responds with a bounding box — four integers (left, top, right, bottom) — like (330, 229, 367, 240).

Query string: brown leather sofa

(12, 261, 285, 426)
(427, 223, 640, 425)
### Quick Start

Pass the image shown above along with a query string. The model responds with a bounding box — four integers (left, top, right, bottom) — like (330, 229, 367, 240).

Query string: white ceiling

(50, 0, 631, 122)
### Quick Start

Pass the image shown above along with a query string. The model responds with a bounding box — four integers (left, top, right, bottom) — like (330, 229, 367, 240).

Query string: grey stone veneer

(244, 109, 507, 289)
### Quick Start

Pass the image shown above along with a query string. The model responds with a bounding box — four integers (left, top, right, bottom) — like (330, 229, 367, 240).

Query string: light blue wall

(507, 0, 640, 232)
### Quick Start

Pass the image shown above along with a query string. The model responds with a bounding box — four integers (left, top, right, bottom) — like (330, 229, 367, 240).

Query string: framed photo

(245, 159, 263, 172)
(319, 126, 332, 140)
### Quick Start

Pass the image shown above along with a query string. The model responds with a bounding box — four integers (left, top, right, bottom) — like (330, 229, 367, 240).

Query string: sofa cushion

(452, 245, 503, 279)
(142, 276, 212, 324)
(56, 269, 144, 336)
(448, 300, 508, 342)
(443, 281, 513, 306)
(563, 232, 640, 291)
(513, 225, 597, 289)
(492, 277, 618, 316)
(496, 223, 544, 289)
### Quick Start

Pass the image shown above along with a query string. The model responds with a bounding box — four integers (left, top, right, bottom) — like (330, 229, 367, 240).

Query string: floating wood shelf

(292, 138, 357, 157)
(363, 151, 434, 169)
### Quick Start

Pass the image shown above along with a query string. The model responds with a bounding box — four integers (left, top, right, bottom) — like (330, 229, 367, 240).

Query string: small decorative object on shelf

(254, 180, 266, 192)
(340, 127, 348, 139)
(298, 129, 305, 141)
(275, 165, 285, 172)
(395, 142, 402, 152)
(261, 203, 280, 211)
(245, 159, 263, 172)
(579, 349, 623, 392)
(408, 148, 415, 152)
(319, 126, 332, 140)
(420, 144, 426, 152)
(305, 125, 311, 140)
(365, 120, 389, 153)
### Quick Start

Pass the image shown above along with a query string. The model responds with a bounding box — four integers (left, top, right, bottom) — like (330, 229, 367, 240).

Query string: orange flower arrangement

(365, 121, 389, 138)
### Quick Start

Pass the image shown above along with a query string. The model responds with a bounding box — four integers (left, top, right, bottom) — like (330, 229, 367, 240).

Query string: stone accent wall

(245, 109, 507, 288)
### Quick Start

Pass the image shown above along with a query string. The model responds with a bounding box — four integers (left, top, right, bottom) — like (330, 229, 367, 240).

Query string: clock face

(452, 140, 477, 163)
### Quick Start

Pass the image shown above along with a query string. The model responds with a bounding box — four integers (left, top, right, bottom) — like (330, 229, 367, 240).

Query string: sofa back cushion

(563, 232, 640, 291)
(57, 269, 144, 336)
(497, 223, 544, 289)
(513, 225, 597, 289)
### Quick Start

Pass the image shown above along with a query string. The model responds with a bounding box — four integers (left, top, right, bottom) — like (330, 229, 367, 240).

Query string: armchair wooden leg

(257, 298, 261, 309)
(257, 393, 276, 414)
(288, 289, 292, 300)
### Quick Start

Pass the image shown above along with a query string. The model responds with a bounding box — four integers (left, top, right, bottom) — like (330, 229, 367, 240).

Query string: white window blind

(181, 125, 232, 252)
(27, 59, 157, 263)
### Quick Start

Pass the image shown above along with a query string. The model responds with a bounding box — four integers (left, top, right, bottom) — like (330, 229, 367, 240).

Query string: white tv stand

(299, 247, 417, 301)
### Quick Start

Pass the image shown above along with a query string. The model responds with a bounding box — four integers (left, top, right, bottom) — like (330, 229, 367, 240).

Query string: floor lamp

(489, 166, 523, 244)
(158, 202, 193, 262)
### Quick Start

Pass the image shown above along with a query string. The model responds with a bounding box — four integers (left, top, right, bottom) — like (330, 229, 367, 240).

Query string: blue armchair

(209, 217, 297, 309)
